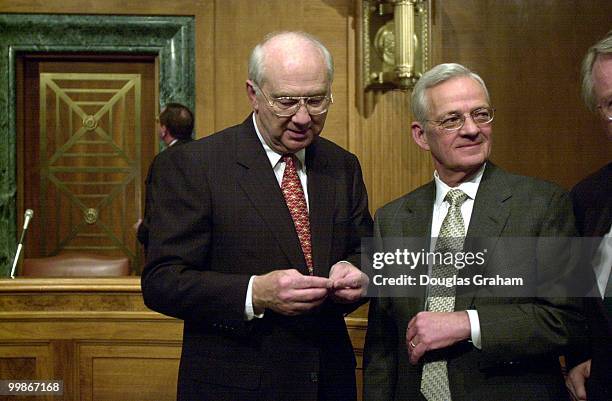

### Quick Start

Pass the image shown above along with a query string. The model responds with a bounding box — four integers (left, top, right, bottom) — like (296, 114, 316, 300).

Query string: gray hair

(248, 31, 334, 87)
(581, 31, 612, 112)
(411, 63, 490, 124)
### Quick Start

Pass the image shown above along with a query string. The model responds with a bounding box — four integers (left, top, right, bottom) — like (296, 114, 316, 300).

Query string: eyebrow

(270, 86, 330, 98)
(271, 92, 328, 98)
(274, 94, 327, 99)
(437, 106, 489, 117)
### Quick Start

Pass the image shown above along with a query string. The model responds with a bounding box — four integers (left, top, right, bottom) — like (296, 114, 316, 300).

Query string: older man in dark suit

(141, 31, 372, 401)
(565, 31, 612, 401)
(363, 63, 585, 401)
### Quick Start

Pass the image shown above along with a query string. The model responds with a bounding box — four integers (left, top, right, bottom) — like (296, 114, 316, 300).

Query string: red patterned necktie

(281, 155, 313, 275)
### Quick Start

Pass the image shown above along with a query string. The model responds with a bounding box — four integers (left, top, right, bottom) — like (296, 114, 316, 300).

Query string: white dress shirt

(593, 226, 612, 299)
(429, 164, 486, 349)
(244, 114, 309, 320)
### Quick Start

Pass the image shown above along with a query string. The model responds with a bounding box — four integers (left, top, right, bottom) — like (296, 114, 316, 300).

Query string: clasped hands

(405, 311, 471, 365)
(252, 262, 368, 316)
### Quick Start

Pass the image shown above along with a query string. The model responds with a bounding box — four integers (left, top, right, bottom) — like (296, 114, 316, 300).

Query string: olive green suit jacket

(363, 163, 586, 401)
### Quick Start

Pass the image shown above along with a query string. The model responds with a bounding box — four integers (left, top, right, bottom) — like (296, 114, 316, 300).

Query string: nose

(459, 114, 480, 136)
(291, 100, 312, 126)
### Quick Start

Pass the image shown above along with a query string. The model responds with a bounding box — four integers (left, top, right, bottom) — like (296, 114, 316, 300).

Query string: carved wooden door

(18, 55, 157, 273)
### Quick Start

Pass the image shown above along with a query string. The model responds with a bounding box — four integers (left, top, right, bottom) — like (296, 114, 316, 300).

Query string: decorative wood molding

(0, 277, 142, 292)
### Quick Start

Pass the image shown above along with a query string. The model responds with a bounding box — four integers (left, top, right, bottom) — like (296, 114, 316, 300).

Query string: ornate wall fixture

(362, 0, 430, 90)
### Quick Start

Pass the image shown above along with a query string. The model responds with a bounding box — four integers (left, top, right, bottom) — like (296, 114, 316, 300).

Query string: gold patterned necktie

(281, 155, 313, 275)
(421, 188, 469, 401)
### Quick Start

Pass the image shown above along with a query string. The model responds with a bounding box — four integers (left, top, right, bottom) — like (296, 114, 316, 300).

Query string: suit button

(310, 372, 318, 383)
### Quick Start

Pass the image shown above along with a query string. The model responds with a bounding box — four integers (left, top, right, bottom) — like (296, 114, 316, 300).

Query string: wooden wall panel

(433, 0, 612, 189)
(79, 343, 181, 401)
(0, 279, 185, 401)
(0, 343, 54, 401)
(0, 348, 38, 379)
(354, 90, 434, 212)
(0, 278, 366, 401)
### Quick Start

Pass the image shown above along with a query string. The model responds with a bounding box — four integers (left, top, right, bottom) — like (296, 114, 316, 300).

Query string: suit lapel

(592, 203, 612, 237)
(402, 182, 435, 304)
(456, 163, 511, 310)
(401, 182, 435, 239)
(235, 117, 308, 272)
(305, 141, 335, 276)
(595, 164, 612, 237)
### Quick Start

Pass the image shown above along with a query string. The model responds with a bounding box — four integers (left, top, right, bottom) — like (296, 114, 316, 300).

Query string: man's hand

(329, 262, 369, 304)
(252, 269, 332, 316)
(405, 311, 471, 365)
(566, 359, 590, 401)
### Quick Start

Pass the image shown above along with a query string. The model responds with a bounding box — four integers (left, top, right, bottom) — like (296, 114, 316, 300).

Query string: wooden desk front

(0, 278, 366, 401)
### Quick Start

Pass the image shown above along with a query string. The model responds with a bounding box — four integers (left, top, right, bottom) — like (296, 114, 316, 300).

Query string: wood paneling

(353, 90, 434, 211)
(0, 343, 54, 401)
(79, 344, 181, 401)
(433, 0, 612, 189)
(0, 278, 366, 401)
(0, 278, 183, 401)
(2, 0, 611, 226)
(0, 0, 423, 214)
(18, 55, 157, 271)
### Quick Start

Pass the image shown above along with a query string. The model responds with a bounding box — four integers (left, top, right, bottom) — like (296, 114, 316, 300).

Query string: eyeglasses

(427, 107, 495, 131)
(597, 98, 612, 121)
(254, 85, 333, 118)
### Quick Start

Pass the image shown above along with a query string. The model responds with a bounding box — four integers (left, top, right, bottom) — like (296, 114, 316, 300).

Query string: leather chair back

(22, 252, 130, 277)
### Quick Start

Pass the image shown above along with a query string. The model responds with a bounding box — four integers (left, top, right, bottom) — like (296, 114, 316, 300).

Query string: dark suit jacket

(141, 116, 373, 401)
(570, 162, 612, 401)
(363, 163, 586, 401)
(137, 137, 193, 249)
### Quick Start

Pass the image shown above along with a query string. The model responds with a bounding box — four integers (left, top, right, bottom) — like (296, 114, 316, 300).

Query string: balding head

(245, 31, 333, 154)
(248, 31, 334, 87)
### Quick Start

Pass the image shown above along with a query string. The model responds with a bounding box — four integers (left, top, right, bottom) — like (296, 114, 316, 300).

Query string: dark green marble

(0, 14, 195, 275)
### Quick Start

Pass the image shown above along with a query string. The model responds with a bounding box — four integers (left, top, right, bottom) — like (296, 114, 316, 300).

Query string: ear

(246, 80, 259, 112)
(159, 124, 169, 137)
(159, 125, 171, 144)
(411, 121, 430, 151)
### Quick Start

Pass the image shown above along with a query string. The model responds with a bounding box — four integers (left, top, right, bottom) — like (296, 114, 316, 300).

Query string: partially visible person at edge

(565, 30, 612, 401)
(137, 102, 194, 249)
(141, 31, 372, 401)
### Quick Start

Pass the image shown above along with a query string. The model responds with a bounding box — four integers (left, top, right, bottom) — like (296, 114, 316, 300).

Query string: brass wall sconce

(362, 0, 430, 90)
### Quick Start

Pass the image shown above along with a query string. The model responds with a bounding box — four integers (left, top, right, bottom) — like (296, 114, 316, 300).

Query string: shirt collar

(168, 138, 179, 147)
(434, 163, 486, 206)
(252, 113, 306, 169)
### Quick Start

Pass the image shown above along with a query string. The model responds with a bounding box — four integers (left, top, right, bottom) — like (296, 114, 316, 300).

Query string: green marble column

(0, 14, 195, 275)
